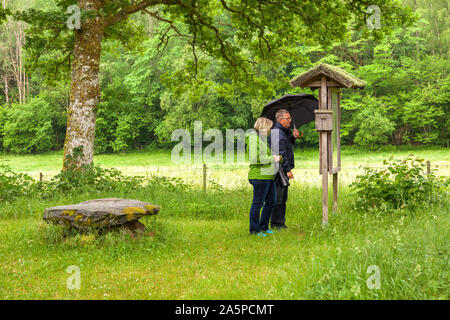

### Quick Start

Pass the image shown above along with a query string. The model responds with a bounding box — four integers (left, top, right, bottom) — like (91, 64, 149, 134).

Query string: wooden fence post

(321, 133, 328, 226)
(332, 172, 338, 214)
(203, 163, 207, 193)
(426, 160, 431, 179)
(39, 172, 43, 182)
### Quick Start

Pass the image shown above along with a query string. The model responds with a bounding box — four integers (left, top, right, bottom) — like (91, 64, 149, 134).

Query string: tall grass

(0, 149, 448, 299)
(0, 179, 448, 299)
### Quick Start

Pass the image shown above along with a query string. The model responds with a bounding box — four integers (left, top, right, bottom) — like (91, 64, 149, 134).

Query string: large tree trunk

(63, 0, 105, 170)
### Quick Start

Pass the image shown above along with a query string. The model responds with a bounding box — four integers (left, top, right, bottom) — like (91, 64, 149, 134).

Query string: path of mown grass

(0, 184, 448, 300)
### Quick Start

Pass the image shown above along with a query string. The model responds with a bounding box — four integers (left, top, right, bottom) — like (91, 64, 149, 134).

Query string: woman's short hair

(253, 117, 273, 133)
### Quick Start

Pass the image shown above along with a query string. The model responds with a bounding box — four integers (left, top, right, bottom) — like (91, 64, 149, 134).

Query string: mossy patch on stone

(123, 207, 146, 215)
(145, 204, 158, 212)
(62, 210, 77, 216)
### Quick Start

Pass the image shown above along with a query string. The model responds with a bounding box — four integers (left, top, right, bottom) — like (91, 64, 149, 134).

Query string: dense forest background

(0, 0, 448, 154)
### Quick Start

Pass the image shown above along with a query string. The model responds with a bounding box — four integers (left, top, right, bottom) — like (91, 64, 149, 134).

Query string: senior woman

(246, 117, 281, 237)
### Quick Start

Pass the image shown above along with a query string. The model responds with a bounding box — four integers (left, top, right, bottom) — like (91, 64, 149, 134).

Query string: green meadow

(0, 147, 448, 299)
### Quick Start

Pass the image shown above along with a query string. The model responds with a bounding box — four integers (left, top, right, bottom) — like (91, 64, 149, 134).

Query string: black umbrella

(260, 94, 318, 129)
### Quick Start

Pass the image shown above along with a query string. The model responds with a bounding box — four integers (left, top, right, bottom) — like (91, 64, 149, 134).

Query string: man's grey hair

(275, 109, 290, 121)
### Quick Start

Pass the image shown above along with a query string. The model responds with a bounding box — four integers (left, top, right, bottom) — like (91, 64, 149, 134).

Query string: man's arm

(270, 129, 292, 172)
(278, 138, 292, 172)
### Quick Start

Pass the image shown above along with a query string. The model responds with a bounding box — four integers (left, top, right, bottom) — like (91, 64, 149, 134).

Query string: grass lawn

(1, 146, 449, 187)
(2, 145, 449, 173)
(0, 147, 448, 299)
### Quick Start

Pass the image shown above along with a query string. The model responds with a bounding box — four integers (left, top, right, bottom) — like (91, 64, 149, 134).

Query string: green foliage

(110, 114, 141, 152)
(45, 164, 144, 195)
(156, 87, 253, 143)
(350, 155, 448, 211)
(0, 147, 144, 200)
(46, 146, 144, 194)
(0, 7, 9, 24)
(411, 0, 449, 57)
(13, 0, 414, 90)
(0, 164, 35, 201)
(329, 18, 449, 147)
(0, 0, 445, 155)
(353, 99, 395, 148)
(3, 97, 55, 153)
(0, 147, 193, 200)
(297, 122, 319, 148)
(144, 175, 191, 193)
(400, 64, 449, 144)
(0, 105, 7, 149)
(12, 0, 148, 85)
(95, 37, 172, 153)
(35, 87, 69, 150)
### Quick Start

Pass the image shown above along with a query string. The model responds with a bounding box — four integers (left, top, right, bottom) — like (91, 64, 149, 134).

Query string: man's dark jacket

(269, 122, 295, 173)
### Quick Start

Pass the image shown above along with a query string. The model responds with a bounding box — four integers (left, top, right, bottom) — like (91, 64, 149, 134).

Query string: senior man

(268, 109, 301, 229)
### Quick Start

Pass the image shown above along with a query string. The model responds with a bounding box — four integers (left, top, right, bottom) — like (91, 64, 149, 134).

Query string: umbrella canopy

(260, 94, 318, 129)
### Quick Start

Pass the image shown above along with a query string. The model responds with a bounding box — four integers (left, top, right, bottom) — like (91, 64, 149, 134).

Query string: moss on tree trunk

(63, 0, 104, 170)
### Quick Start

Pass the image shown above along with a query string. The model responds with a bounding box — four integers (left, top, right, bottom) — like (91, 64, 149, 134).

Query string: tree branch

(219, 0, 272, 59)
(176, 0, 235, 69)
(142, 9, 193, 39)
(105, 0, 178, 27)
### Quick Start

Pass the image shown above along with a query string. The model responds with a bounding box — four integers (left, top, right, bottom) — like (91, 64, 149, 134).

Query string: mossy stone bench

(43, 198, 159, 235)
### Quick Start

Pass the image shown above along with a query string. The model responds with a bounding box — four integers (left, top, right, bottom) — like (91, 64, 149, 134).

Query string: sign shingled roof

(290, 63, 366, 89)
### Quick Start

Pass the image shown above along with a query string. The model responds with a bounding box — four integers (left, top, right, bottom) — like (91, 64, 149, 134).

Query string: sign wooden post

(289, 64, 365, 226)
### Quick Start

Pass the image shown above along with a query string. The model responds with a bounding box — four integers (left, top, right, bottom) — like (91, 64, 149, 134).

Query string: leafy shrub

(111, 114, 142, 152)
(44, 165, 144, 195)
(354, 106, 395, 148)
(43, 147, 145, 195)
(0, 147, 195, 203)
(0, 165, 36, 201)
(350, 155, 448, 211)
(3, 98, 56, 153)
(146, 175, 191, 192)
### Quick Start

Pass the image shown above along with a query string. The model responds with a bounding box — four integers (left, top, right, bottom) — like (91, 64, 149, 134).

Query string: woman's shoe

(265, 229, 275, 234)
(257, 232, 267, 237)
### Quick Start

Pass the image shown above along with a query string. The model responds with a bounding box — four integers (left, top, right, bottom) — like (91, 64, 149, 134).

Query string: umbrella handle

(292, 119, 303, 138)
